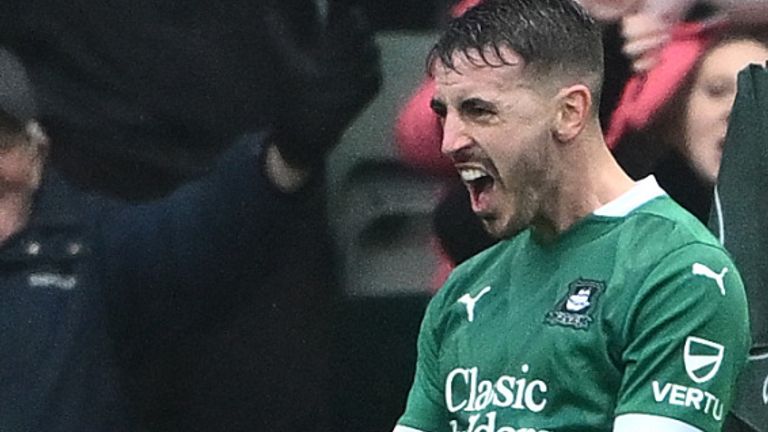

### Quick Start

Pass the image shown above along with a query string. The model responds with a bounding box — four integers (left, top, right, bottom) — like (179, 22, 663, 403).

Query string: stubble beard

(484, 142, 558, 240)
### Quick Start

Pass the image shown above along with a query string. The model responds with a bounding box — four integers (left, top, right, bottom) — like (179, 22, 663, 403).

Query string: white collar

(593, 176, 667, 217)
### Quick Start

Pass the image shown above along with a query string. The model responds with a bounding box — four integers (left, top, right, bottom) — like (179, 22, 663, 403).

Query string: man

(0, 47, 329, 431)
(394, 1, 750, 431)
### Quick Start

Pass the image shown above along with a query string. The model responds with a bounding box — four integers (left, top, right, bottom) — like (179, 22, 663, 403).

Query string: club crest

(684, 336, 724, 384)
(544, 279, 605, 330)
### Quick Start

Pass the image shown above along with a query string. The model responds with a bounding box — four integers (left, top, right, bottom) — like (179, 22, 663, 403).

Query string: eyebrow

(460, 97, 496, 113)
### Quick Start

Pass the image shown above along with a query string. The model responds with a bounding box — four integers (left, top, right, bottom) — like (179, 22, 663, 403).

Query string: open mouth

(458, 167, 495, 213)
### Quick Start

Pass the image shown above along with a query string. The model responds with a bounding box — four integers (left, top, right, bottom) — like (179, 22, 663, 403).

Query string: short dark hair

(428, 0, 604, 106)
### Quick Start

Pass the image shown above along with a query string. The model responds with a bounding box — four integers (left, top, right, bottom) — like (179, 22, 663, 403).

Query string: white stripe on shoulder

(594, 175, 667, 217)
(393, 425, 428, 432)
(614, 413, 704, 432)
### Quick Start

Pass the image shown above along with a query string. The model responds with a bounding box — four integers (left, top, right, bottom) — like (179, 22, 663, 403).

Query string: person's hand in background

(622, 12, 675, 72)
(621, 0, 698, 72)
(619, 0, 768, 73)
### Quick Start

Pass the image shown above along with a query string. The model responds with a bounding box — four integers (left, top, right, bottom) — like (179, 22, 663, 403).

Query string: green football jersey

(397, 178, 750, 432)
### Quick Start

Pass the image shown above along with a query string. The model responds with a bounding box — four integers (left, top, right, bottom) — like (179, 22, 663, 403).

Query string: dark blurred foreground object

(1, 0, 380, 200)
(329, 294, 430, 431)
(709, 64, 768, 432)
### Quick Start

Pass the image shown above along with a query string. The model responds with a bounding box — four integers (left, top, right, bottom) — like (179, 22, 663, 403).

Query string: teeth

(459, 168, 489, 182)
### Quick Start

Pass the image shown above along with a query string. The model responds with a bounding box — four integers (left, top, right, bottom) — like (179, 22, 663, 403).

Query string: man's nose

(440, 114, 472, 157)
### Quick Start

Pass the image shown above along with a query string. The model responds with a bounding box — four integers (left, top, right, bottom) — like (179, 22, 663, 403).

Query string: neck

(533, 133, 635, 237)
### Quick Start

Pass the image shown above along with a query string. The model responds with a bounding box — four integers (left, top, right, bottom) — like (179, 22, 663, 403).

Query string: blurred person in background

(0, 44, 351, 430)
(608, 23, 768, 222)
(1, 1, 380, 430)
(0, 0, 380, 428)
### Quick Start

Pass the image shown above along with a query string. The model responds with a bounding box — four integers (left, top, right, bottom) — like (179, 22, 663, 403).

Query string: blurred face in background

(682, 39, 768, 185)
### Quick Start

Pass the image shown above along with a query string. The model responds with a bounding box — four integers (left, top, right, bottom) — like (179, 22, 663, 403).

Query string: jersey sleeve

(615, 242, 751, 431)
(397, 294, 450, 432)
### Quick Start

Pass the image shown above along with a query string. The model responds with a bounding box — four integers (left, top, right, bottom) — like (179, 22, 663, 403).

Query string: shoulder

(622, 196, 721, 250)
(611, 195, 744, 298)
(618, 200, 749, 346)
(609, 196, 731, 277)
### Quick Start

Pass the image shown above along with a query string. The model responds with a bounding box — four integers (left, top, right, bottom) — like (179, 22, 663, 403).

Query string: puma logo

(692, 263, 728, 296)
(458, 286, 492, 323)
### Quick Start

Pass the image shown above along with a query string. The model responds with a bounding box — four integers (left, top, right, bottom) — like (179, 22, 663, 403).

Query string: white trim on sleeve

(614, 413, 704, 432)
(393, 425, 428, 432)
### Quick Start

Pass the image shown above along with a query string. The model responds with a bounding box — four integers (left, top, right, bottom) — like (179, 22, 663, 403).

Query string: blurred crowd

(0, 0, 766, 431)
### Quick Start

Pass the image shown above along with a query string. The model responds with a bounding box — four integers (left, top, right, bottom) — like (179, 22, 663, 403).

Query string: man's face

(430, 48, 559, 239)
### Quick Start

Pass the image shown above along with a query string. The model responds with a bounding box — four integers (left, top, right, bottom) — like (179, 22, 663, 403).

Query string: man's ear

(552, 84, 592, 143)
